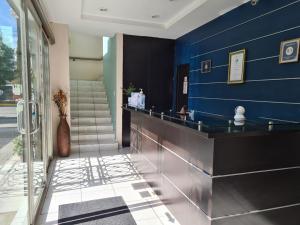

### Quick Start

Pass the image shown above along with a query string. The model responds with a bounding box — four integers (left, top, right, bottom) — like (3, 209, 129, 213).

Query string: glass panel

(0, 0, 28, 224)
(27, 9, 45, 209)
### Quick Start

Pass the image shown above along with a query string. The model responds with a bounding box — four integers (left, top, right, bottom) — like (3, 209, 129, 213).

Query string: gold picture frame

(279, 38, 300, 64)
(228, 49, 246, 84)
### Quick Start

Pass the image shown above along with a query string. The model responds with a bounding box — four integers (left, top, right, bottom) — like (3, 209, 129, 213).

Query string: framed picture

(279, 38, 300, 64)
(228, 49, 246, 84)
(201, 60, 211, 73)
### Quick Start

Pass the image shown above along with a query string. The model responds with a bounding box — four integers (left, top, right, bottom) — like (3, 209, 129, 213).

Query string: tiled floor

(0, 142, 44, 225)
(36, 149, 181, 225)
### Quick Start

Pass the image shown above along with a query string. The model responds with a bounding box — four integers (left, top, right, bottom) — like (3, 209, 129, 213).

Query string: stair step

(71, 125, 113, 133)
(71, 86, 105, 92)
(70, 91, 106, 98)
(70, 89, 105, 93)
(70, 82, 104, 86)
(71, 81, 103, 85)
(71, 97, 107, 104)
(71, 80, 103, 85)
(71, 110, 110, 118)
(71, 133, 115, 142)
(71, 103, 109, 110)
(71, 130, 114, 136)
(71, 141, 118, 152)
(70, 80, 117, 152)
(71, 117, 112, 125)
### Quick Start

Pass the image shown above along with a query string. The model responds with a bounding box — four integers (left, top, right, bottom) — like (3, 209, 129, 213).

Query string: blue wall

(175, 0, 300, 123)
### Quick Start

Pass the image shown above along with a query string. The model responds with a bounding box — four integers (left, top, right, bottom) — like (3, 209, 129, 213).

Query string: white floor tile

(81, 186, 115, 202)
(136, 217, 163, 225)
(41, 190, 81, 214)
(131, 207, 159, 221)
(36, 212, 58, 225)
(158, 214, 181, 225)
(37, 147, 180, 225)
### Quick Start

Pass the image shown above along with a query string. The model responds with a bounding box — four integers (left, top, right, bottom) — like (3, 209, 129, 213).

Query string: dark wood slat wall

(122, 35, 175, 146)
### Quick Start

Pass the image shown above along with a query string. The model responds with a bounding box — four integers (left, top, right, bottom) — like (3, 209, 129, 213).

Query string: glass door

(26, 7, 46, 216)
(0, 0, 29, 224)
(0, 0, 51, 224)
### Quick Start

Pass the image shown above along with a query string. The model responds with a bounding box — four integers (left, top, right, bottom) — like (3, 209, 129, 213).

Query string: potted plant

(123, 83, 136, 105)
(53, 89, 70, 157)
(13, 135, 23, 156)
(123, 83, 136, 97)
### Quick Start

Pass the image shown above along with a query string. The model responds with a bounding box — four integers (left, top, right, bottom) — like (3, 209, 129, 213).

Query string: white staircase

(70, 80, 118, 153)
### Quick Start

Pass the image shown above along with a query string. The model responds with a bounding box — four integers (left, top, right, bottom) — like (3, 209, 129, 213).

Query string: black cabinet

(123, 35, 174, 111)
(122, 35, 175, 146)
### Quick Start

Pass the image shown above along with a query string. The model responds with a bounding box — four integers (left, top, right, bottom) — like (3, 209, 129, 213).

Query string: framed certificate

(201, 60, 211, 73)
(228, 49, 246, 84)
(279, 38, 300, 64)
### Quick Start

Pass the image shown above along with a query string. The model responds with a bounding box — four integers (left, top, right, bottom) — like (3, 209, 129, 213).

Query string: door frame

(24, 0, 50, 223)
(3, 0, 51, 224)
(41, 31, 52, 170)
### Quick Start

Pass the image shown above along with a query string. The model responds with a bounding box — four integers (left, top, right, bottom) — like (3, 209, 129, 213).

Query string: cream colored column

(49, 23, 70, 155)
(115, 33, 123, 146)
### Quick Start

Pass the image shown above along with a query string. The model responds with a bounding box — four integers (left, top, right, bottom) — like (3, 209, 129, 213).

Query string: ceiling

(41, 0, 249, 39)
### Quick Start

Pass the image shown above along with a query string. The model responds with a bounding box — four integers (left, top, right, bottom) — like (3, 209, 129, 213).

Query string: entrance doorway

(0, 0, 51, 224)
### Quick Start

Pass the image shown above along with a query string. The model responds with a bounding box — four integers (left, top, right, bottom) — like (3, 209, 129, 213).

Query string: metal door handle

(16, 100, 40, 134)
(29, 100, 40, 134)
(17, 100, 26, 134)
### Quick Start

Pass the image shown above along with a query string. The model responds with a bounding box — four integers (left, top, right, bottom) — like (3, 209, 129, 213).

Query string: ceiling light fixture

(99, 8, 108, 12)
(152, 15, 160, 19)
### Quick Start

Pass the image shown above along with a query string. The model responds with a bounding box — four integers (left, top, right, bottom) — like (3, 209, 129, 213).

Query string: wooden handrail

(69, 56, 103, 61)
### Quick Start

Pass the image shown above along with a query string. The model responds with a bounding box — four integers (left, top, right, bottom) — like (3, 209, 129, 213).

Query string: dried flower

(53, 89, 67, 116)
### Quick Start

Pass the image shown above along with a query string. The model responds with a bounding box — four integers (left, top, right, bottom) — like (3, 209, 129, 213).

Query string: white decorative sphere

(235, 106, 245, 114)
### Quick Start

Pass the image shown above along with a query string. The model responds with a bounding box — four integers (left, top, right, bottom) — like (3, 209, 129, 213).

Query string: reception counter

(124, 106, 300, 225)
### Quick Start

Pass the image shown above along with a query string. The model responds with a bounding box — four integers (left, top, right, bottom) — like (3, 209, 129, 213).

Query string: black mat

(58, 196, 137, 225)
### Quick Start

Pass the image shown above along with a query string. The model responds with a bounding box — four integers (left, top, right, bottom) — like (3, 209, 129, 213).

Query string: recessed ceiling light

(99, 8, 108, 12)
(152, 15, 160, 19)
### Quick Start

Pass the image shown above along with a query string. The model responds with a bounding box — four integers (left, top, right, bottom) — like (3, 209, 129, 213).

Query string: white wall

(49, 23, 70, 155)
(69, 32, 103, 80)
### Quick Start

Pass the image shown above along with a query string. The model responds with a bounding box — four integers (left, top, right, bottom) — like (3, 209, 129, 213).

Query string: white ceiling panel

(42, 0, 249, 39)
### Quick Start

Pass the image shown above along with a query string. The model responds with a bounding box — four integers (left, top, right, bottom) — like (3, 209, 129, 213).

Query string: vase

(57, 115, 70, 157)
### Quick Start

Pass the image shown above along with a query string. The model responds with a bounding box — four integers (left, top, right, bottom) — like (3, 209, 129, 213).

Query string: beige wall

(69, 32, 103, 80)
(49, 23, 70, 155)
(115, 34, 123, 145)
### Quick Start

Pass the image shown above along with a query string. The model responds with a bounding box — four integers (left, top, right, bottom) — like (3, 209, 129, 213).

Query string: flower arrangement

(53, 89, 67, 116)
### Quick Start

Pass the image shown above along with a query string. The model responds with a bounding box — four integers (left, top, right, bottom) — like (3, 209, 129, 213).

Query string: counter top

(123, 106, 300, 138)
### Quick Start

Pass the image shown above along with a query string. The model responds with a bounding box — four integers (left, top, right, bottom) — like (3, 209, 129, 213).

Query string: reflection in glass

(0, 0, 28, 224)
